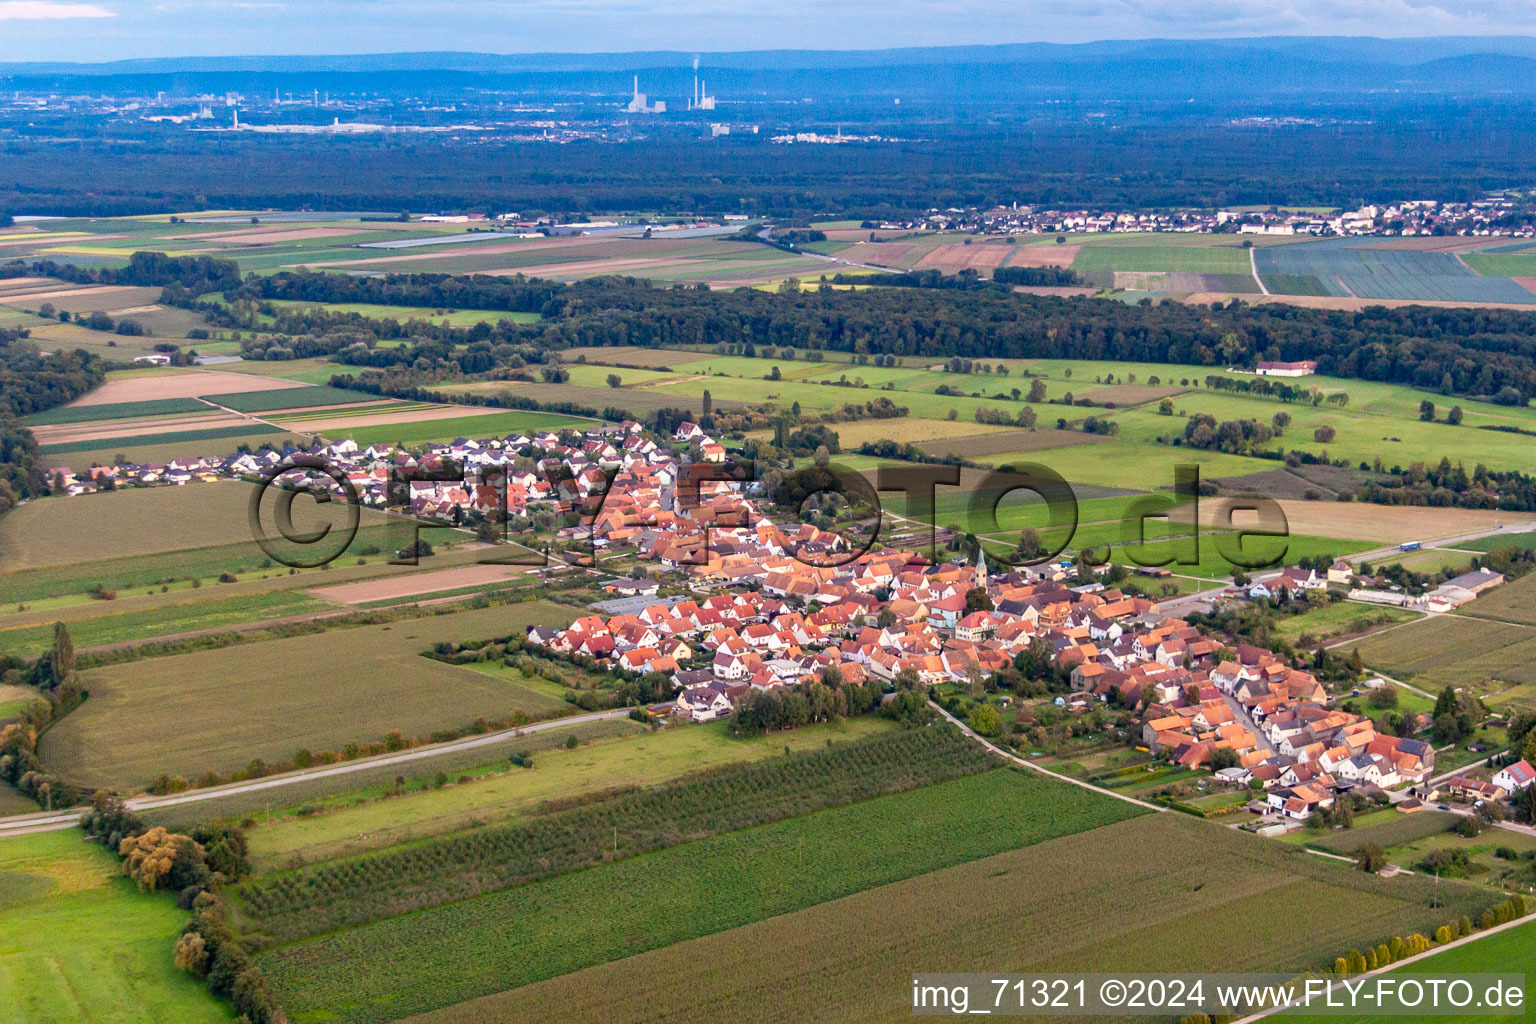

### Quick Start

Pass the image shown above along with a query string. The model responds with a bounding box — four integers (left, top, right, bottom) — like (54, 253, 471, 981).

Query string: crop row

(238, 725, 995, 943)
(259, 768, 1148, 1024)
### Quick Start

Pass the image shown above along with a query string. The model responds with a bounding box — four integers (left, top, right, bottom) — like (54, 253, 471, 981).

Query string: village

(32, 410, 1536, 840)
(876, 192, 1536, 240)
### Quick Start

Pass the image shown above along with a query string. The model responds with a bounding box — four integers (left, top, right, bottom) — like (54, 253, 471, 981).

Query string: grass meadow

(0, 829, 234, 1024)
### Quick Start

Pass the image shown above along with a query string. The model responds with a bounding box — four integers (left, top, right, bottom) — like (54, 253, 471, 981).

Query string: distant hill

(5, 38, 1536, 102)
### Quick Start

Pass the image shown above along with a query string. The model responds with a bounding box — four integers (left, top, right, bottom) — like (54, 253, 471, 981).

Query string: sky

(1, 0, 1536, 63)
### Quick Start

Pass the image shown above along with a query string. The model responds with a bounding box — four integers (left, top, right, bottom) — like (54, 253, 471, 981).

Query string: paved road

(0, 707, 633, 838)
(1346, 522, 1536, 568)
(1223, 694, 1278, 756)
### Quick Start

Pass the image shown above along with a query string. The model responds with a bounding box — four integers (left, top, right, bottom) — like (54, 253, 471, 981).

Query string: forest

(0, 327, 105, 509)
(7, 108, 1536, 218)
(204, 270, 1536, 403)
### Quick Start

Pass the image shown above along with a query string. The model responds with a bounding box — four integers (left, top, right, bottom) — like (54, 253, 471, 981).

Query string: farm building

(1254, 360, 1319, 377)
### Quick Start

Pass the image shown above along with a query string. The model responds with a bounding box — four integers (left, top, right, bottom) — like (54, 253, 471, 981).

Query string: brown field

(306, 234, 720, 270)
(842, 242, 917, 266)
(486, 256, 685, 280)
(1515, 278, 1536, 297)
(28, 411, 244, 446)
(260, 399, 398, 420)
(920, 428, 1110, 458)
(1005, 244, 1080, 267)
(168, 226, 361, 244)
(273, 404, 506, 432)
(913, 243, 1010, 272)
(1079, 384, 1185, 406)
(69, 370, 308, 406)
(309, 563, 535, 604)
(1189, 499, 1535, 543)
(0, 276, 58, 293)
(560, 346, 703, 368)
(1011, 285, 1098, 297)
(2, 284, 153, 306)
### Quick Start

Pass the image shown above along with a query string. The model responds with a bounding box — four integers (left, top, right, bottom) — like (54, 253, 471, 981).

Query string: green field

(1460, 531, 1536, 553)
(401, 812, 1490, 1024)
(1284, 919, 1536, 1024)
(39, 422, 287, 455)
(1462, 253, 1536, 278)
(260, 299, 543, 328)
(0, 829, 234, 1024)
(1071, 240, 1253, 274)
(39, 601, 575, 790)
(142, 718, 646, 832)
(325, 410, 592, 447)
(258, 768, 1148, 1024)
(43, 430, 310, 473)
(246, 714, 896, 871)
(201, 385, 377, 412)
(0, 588, 328, 656)
(21, 397, 211, 425)
(1273, 602, 1421, 644)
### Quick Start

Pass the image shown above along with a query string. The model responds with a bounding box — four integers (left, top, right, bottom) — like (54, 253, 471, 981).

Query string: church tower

(974, 548, 987, 591)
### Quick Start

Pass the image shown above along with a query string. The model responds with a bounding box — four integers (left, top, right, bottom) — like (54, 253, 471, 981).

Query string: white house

(1493, 760, 1536, 792)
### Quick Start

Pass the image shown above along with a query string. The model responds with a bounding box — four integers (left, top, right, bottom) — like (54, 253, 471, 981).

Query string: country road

(0, 706, 633, 838)
(928, 700, 1166, 813)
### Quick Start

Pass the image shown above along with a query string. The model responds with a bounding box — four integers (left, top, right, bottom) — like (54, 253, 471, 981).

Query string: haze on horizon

(2, 0, 1536, 64)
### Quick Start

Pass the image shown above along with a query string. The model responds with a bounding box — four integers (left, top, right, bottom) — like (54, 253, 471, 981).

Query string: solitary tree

(606, 373, 622, 389)
(46, 622, 74, 687)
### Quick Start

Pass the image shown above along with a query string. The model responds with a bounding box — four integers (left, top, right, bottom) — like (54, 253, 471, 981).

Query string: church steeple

(975, 548, 987, 591)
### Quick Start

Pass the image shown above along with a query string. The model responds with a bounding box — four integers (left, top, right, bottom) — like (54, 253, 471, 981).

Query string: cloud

(0, 1, 114, 18)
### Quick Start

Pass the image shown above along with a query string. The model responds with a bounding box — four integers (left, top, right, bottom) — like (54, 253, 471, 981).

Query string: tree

(1314, 425, 1337, 443)
(119, 827, 203, 891)
(606, 373, 622, 388)
(968, 703, 1002, 737)
(1158, 397, 1175, 415)
(1015, 527, 1044, 561)
(1447, 405, 1464, 425)
(1432, 685, 1472, 743)
(1349, 647, 1364, 676)
(1272, 410, 1290, 435)
(701, 389, 712, 417)
(1016, 405, 1037, 429)
(174, 932, 209, 974)
(1368, 684, 1399, 708)
(49, 621, 74, 684)
(1026, 378, 1047, 403)
(894, 666, 923, 690)
(1419, 399, 1436, 422)
(1209, 746, 1241, 770)
(1516, 784, 1536, 826)
(965, 586, 993, 613)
